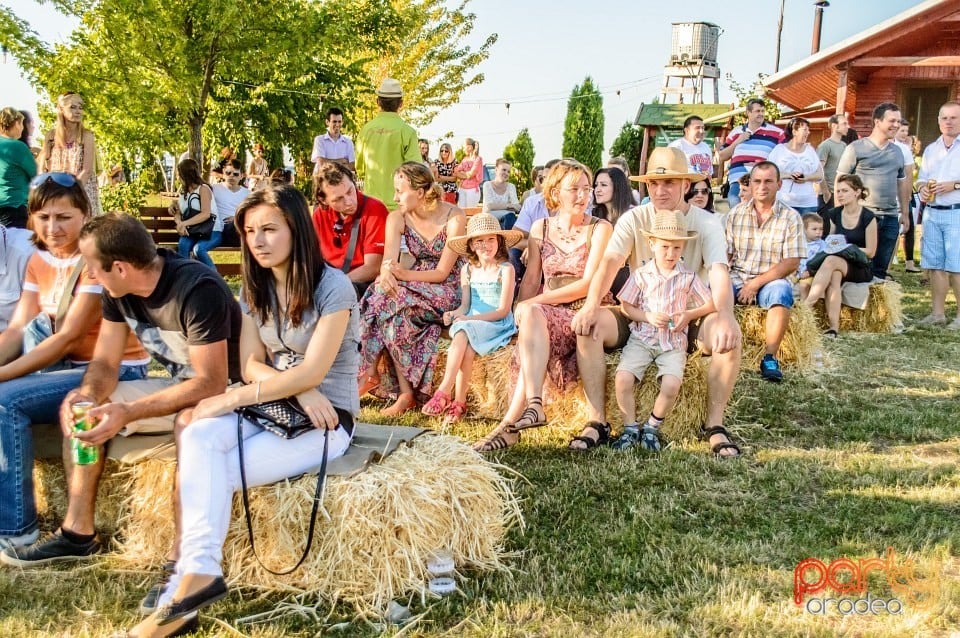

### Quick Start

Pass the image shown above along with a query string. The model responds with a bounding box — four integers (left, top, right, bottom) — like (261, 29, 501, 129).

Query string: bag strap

(341, 195, 367, 274)
(237, 411, 329, 575)
(54, 257, 85, 334)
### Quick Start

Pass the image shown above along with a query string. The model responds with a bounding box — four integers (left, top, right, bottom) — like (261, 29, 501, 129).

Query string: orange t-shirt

(23, 252, 149, 364)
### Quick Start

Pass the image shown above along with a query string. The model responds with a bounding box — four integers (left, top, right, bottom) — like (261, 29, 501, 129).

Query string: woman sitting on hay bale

(474, 159, 613, 452)
(129, 185, 359, 638)
(803, 174, 877, 338)
(358, 162, 466, 417)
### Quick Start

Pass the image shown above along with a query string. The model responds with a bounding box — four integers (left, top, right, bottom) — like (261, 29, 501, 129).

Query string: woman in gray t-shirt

(130, 185, 359, 635)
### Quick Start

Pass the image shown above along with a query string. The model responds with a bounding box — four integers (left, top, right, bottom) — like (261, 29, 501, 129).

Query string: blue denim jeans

(178, 231, 223, 269)
(727, 181, 742, 208)
(0, 363, 148, 535)
(872, 215, 900, 280)
(734, 278, 795, 309)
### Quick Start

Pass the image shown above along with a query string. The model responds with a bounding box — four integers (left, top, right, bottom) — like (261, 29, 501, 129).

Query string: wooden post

(835, 65, 848, 115)
(638, 126, 651, 198)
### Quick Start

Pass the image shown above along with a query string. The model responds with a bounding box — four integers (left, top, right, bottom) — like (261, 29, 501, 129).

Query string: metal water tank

(670, 22, 720, 64)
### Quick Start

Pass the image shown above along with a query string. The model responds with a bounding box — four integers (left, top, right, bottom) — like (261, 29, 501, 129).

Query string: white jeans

(458, 187, 480, 208)
(160, 413, 351, 604)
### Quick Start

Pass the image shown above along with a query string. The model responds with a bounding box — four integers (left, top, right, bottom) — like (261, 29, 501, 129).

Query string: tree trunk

(188, 114, 204, 169)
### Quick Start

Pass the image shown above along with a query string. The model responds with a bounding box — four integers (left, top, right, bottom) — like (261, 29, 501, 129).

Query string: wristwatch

(953, 181, 960, 190)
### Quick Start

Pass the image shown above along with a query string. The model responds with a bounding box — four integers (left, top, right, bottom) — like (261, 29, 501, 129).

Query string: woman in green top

(0, 107, 38, 228)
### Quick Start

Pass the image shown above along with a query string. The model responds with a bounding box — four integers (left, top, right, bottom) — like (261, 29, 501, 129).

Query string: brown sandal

(505, 397, 547, 433)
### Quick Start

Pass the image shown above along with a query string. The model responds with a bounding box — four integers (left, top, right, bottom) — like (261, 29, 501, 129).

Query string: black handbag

(236, 398, 314, 439)
(181, 191, 215, 238)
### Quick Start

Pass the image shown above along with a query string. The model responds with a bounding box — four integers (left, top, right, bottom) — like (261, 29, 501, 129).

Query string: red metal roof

(763, 0, 960, 111)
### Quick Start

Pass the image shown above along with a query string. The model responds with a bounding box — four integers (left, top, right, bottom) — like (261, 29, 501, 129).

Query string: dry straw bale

(736, 303, 821, 370)
(813, 282, 903, 333)
(93, 434, 522, 615)
(435, 341, 514, 418)
(34, 459, 135, 536)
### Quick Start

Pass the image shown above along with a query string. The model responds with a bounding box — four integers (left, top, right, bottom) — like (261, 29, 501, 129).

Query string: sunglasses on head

(332, 218, 346, 248)
(31, 172, 77, 189)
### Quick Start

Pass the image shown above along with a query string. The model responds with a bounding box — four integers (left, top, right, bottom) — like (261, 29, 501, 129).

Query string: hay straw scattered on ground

(89, 434, 523, 616)
(736, 304, 820, 370)
(436, 343, 513, 418)
(813, 282, 903, 333)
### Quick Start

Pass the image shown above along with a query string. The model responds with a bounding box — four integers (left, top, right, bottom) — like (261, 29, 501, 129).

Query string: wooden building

(763, 0, 960, 145)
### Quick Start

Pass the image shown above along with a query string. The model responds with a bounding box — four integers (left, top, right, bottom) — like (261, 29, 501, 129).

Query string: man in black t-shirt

(1, 214, 241, 583)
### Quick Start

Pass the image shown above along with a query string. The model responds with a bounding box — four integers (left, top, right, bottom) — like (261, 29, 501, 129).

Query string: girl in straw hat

(611, 210, 714, 452)
(422, 212, 520, 423)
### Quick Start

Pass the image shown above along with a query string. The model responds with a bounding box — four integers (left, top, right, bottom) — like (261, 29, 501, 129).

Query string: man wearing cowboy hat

(355, 78, 422, 211)
(571, 146, 743, 458)
(726, 161, 805, 382)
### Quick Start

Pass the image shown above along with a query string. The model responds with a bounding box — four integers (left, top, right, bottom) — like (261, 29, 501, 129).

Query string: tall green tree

(561, 76, 604, 171)
(354, 0, 497, 128)
(609, 121, 643, 175)
(502, 128, 535, 194)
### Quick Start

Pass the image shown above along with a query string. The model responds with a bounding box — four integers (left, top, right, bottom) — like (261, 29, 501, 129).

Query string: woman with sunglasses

(475, 159, 614, 452)
(39, 93, 101, 216)
(128, 184, 357, 637)
(171, 159, 222, 269)
(433, 143, 458, 204)
(684, 181, 716, 213)
(0, 107, 37, 228)
(520, 165, 545, 205)
(0, 174, 148, 551)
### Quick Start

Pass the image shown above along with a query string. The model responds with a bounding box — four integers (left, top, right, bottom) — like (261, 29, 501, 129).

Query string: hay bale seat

(437, 345, 709, 443)
(812, 281, 903, 333)
(34, 432, 522, 615)
(735, 302, 821, 370)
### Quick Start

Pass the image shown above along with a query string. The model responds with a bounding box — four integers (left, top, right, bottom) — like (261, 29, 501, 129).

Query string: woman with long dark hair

(592, 167, 634, 224)
(684, 180, 715, 213)
(171, 159, 222, 268)
(129, 185, 359, 637)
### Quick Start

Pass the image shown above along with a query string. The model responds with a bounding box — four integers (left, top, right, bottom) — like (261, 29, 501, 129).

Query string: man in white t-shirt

(210, 159, 249, 247)
(0, 225, 35, 330)
(668, 116, 714, 178)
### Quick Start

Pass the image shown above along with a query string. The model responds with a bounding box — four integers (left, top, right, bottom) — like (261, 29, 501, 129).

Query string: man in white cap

(355, 78, 422, 210)
(570, 146, 742, 458)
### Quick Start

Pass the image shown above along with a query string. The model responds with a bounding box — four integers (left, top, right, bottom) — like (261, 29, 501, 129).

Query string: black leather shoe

(155, 577, 228, 626)
(139, 560, 177, 615)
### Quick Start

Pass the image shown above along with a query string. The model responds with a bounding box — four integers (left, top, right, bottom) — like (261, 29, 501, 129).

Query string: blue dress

(448, 263, 516, 355)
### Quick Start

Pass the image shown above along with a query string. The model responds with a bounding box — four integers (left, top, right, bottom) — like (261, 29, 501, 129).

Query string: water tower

(659, 22, 721, 104)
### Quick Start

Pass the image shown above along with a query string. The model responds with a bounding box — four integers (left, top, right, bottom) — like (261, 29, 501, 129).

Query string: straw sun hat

(641, 209, 699, 242)
(448, 213, 524, 255)
(630, 147, 707, 183)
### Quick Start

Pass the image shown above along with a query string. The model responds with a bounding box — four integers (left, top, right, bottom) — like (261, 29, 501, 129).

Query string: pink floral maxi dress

(48, 142, 102, 216)
(360, 221, 462, 402)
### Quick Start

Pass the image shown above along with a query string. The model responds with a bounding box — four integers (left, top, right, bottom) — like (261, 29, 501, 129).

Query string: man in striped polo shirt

(719, 98, 785, 207)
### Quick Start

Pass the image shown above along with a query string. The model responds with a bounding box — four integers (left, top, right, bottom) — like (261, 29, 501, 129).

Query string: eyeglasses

(31, 172, 77, 189)
(563, 187, 593, 198)
(224, 171, 241, 177)
(332, 217, 346, 248)
(692, 187, 711, 195)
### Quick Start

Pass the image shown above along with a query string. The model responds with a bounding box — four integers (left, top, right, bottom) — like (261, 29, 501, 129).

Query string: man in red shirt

(312, 160, 388, 298)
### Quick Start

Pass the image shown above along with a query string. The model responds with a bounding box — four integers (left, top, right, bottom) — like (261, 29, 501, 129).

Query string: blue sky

(2, 0, 919, 164)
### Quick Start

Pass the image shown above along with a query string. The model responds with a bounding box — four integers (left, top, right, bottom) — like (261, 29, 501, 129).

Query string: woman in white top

(481, 158, 520, 229)
(767, 117, 823, 213)
(171, 159, 222, 268)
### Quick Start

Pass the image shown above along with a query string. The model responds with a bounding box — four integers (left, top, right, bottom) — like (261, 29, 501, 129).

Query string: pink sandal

(421, 390, 452, 416)
(443, 401, 467, 424)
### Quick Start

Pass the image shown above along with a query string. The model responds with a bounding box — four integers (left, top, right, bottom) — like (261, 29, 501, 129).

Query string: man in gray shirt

(835, 102, 910, 280)
(816, 113, 848, 217)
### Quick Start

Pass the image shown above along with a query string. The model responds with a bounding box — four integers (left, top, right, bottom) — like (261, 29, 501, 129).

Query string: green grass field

(1, 268, 958, 637)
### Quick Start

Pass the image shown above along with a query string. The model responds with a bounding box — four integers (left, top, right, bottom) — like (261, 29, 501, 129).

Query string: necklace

(553, 215, 584, 243)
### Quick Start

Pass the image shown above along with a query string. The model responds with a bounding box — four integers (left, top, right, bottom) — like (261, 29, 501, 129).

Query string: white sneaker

(0, 528, 39, 550)
(947, 318, 960, 331)
(918, 314, 948, 326)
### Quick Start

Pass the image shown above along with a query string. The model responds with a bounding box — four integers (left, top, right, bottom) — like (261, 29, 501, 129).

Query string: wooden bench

(138, 206, 242, 277)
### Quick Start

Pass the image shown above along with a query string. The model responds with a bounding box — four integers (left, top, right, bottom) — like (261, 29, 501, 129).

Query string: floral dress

(48, 142, 102, 216)
(516, 218, 612, 391)
(360, 217, 462, 402)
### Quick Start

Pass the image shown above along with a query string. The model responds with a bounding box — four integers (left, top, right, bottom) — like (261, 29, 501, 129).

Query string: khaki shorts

(112, 378, 180, 435)
(616, 337, 687, 381)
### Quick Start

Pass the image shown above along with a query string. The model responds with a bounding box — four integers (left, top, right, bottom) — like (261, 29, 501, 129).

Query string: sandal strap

(569, 421, 610, 448)
(506, 404, 548, 432)
(701, 425, 731, 440)
(476, 433, 514, 452)
(711, 441, 742, 457)
(569, 435, 601, 449)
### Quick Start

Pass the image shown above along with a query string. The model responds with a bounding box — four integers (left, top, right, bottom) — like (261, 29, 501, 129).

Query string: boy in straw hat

(611, 210, 714, 451)
(571, 146, 743, 458)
